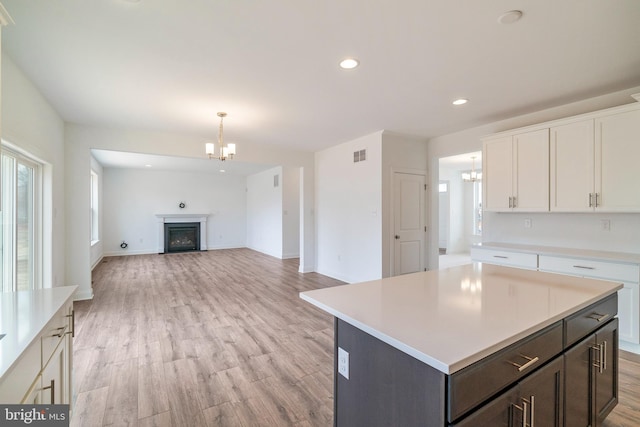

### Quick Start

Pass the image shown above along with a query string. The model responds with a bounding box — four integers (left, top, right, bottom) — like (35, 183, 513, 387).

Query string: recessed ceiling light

(219, 169, 226, 173)
(498, 10, 523, 24)
(339, 58, 360, 70)
(452, 98, 468, 106)
(145, 164, 152, 167)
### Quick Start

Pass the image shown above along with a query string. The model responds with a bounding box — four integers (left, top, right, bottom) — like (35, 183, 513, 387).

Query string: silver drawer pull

(587, 312, 610, 322)
(573, 265, 595, 270)
(493, 255, 509, 259)
(52, 325, 68, 338)
(509, 354, 540, 372)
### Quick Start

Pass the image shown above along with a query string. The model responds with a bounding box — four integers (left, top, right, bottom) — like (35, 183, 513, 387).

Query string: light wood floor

(71, 249, 343, 426)
(71, 249, 640, 426)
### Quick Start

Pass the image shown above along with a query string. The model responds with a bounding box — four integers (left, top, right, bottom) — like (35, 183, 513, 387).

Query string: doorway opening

(438, 151, 482, 269)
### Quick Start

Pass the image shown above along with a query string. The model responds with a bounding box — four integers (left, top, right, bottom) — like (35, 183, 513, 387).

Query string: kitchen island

(300, 263, 622, 426)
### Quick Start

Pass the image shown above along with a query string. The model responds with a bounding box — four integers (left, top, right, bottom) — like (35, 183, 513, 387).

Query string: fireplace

(164, 222, 200, 253)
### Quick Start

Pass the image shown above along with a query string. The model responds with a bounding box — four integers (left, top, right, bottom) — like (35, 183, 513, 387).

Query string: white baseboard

(298, 265, 316, 273)
(282, 252, 300, 260)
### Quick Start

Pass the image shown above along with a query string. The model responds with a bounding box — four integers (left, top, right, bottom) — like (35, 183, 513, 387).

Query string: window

(90, 170, 99, 244)
(1, 147, 41, 292)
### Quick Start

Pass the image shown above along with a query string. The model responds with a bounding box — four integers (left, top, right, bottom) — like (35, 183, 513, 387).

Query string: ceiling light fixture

(498, 10, 523, 24)
(339, 58, 359, 69)
(452, 98, 468, 106)
(205, 112, 236, 161)
(462, 156, 482, 182)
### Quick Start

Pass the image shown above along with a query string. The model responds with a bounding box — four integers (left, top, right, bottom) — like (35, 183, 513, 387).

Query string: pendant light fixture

(206, 112, 236, 161)
(462, 156, 482, 182)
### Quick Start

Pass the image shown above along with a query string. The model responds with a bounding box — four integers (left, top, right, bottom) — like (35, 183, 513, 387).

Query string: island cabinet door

(564, 318, 618, 427)
(451, 356, 564, 427)
(594, 319, 618, 425)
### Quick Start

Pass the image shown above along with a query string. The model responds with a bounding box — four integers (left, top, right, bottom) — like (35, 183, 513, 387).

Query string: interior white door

(393, 172, 426, 275)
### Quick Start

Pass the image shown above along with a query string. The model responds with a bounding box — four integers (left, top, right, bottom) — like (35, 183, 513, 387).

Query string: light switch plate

(338, 347, 349, 379)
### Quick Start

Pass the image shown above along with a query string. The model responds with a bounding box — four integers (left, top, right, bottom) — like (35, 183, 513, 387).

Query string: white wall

(1, 53, 66, 290)
(246, 166, 283, 258)
(102, 168, 247, 256)
(282, 166, 300, 259)
(381, 131, 428, 277)
(427, 86, 640, 268)
(316, 132, 383, 283)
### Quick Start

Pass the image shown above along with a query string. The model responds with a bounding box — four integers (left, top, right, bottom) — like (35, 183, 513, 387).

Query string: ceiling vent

(353, 149, 366, 163)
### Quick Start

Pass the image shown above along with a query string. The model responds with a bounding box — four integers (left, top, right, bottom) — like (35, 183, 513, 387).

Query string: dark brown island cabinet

(334, 294, 618, 427)
(301, 265, 621, 427)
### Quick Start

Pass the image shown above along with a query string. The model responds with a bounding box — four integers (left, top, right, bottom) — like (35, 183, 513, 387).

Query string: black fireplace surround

(164, 222, 200, 253)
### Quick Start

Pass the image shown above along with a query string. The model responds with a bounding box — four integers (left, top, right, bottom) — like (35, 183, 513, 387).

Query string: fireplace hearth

(164, 222, 201, 253)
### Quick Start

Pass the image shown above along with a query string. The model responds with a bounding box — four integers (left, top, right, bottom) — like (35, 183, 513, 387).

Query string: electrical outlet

(601, 219, 611, 231)
(338, 347, 349, 379)
(524, 218, 532, 228)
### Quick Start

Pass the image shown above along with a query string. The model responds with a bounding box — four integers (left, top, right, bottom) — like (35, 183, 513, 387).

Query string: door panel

(393, 172, 425, 275)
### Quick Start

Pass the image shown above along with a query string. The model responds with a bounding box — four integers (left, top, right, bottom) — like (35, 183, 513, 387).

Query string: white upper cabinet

(595, 109, 640, 212)
(550, 119, 595, 212)
(487, 101, 640, 214)
(483, 129, 549, 212)
(550, 108, 640, 212)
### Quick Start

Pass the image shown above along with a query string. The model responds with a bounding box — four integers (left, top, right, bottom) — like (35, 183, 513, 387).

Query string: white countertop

(0, 286, 77, 379)
(300, 264, 621, 374)
(474, 242, 640, 264)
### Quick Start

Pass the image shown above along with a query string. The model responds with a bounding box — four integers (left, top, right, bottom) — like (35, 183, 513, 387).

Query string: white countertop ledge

(0, 286, 77, 379)
(300, 264, 622, 374)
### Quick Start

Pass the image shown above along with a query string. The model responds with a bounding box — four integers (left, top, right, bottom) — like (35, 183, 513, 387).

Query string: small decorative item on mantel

(179, 202, 186, 209)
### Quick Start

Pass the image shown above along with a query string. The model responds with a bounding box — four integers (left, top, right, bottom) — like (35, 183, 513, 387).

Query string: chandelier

(462, 156, 482, 182)
(205, 112, 236, 161)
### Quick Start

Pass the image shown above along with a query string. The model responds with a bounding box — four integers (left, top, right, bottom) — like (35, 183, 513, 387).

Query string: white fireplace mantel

(156, 214, 210, 253)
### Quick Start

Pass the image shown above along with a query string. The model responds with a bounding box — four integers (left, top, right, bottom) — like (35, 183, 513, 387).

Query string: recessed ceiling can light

(219, 169, 226, 173)
(339, 58, 359, 69)
(498, 10, 523, 24)
(452, 98, 468, 106)
(145, 164, 152, 167)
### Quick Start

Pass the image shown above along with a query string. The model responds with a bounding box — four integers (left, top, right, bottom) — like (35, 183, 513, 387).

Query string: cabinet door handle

(573, 265, 595, 270)
(589, 192, 593, 208)
(42, 379, 55, 403)
(587, 312, 610, 322)
(53, 325, 68, 338)
(509, 354, 539, 372)
(595, 193, 599, 208)
(493, 255, 509, 259)
(602, 340, 607, 371)
(513, 402, 526, 427)
(66, 310, 75, 337)
(530, 395, 535, 427)
(592, 344, 604, 374)
(512, 196, 516, 208)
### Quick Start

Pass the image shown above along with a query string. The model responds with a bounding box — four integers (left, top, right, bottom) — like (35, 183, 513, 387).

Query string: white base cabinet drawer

(538, 255, 640, 283)
(471, 247, 537, 269)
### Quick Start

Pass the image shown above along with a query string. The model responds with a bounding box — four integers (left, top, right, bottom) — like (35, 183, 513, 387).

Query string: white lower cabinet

(470, 247, 537, 270)
(0, 299, 73, 405)
(472, 247, 640, 346)
(538, 255, 639, 345)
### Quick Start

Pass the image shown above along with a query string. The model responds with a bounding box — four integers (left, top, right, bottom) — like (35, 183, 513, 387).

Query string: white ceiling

(2, 0, 640, 157)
